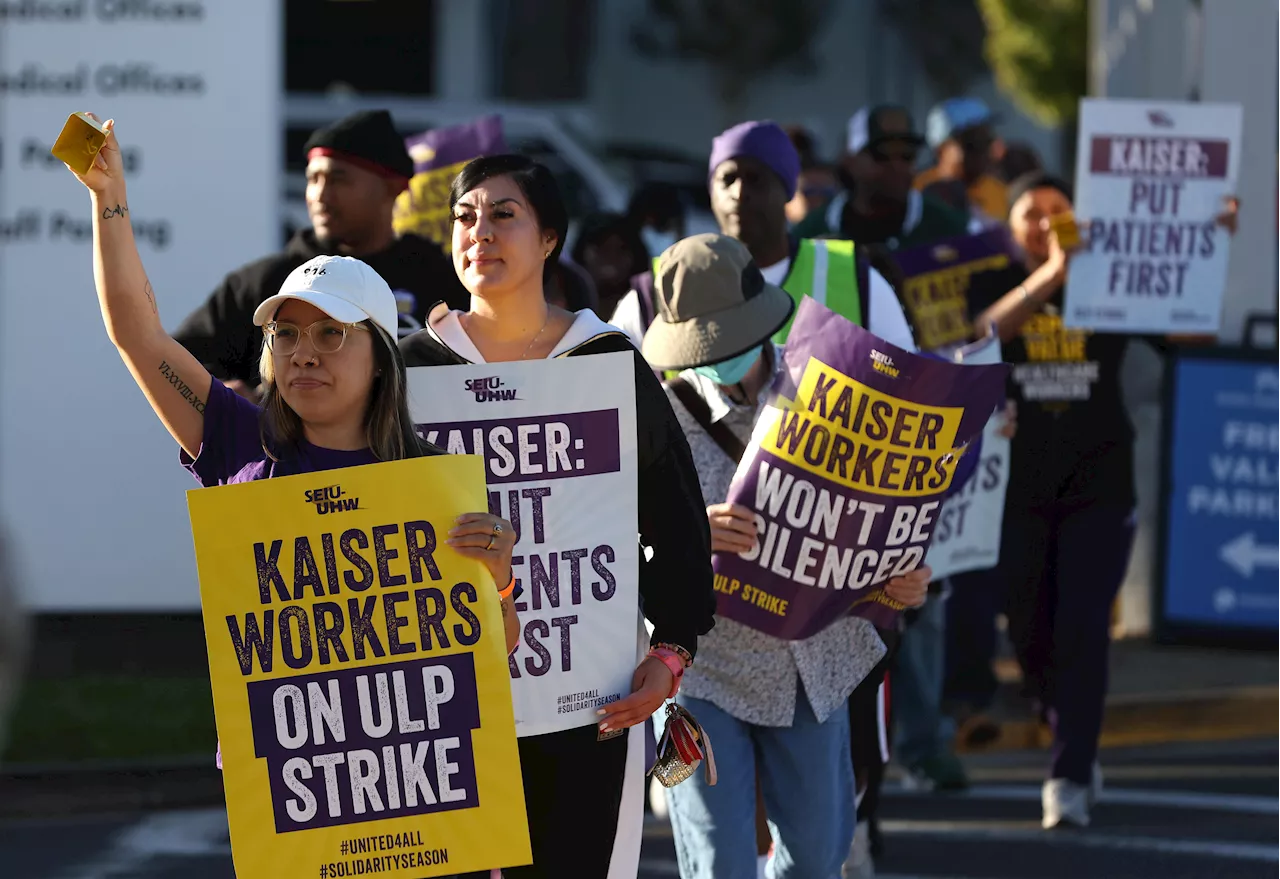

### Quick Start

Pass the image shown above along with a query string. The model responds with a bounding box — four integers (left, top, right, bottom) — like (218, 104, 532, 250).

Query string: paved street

(1, 738, 1274, 879)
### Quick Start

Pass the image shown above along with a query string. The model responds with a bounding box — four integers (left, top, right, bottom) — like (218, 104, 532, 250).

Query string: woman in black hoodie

(399, 155, 716, 878)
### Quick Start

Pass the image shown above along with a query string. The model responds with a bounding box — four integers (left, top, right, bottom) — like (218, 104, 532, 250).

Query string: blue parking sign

(1158, 351, 1278, 642)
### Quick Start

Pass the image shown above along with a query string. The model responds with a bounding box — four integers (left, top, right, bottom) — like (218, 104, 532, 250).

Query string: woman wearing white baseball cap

(64, 117, 520, 658)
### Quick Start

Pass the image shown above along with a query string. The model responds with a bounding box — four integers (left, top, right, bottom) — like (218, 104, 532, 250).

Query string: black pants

(849, 626, 901, 827)
(1002, 500, 1135, 784)
(943, 566, 1006, 711)
(458, 723, 630, 878)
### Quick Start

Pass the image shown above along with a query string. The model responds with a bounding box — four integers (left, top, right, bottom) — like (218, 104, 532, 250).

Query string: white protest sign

(925, 340, 1009, 580)
(407, 353, 641, 737)
(0, 0, 279, 610)
(1065, 98, 1242, 334)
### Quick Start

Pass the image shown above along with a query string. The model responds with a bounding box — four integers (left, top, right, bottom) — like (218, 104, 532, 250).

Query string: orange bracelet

(497, 571, 516, 600)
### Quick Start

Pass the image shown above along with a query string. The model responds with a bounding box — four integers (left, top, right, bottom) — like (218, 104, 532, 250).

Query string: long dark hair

(450, 154, 569, 282)
(257, 323, 437, 461)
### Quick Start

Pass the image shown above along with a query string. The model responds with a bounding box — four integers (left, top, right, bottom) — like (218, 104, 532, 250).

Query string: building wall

(584, 0, 1062, 170)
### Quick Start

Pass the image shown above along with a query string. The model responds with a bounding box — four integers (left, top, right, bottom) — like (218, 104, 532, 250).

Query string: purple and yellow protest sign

(188, 455, 531, 878)
(712, 299, 1008, 637)
(394, 115, 508, 251)
(1066, 98, 1242, 333)
(892, 227, 1017, 354)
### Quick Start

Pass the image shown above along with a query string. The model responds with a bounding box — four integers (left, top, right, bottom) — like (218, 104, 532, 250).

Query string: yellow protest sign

(393, 159, 471, 253)
(762, 356, 965, 498)
(187, 455, 530, 879)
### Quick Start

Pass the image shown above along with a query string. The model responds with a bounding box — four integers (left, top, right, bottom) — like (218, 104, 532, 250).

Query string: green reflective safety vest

(772, 238, 861, 343)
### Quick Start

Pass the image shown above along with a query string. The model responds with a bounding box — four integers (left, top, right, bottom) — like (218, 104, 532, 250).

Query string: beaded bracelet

(647, 648, 685, 699)
(653, 641, 693, 669)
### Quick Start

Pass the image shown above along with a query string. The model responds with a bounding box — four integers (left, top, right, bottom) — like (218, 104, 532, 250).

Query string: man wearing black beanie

(173, 109, 468, 397)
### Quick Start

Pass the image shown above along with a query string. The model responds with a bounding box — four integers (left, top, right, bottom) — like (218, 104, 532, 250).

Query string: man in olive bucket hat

(643, 233, 930, 879)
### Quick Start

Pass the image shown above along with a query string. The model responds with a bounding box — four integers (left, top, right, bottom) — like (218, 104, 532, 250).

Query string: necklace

(520, 310, 551, 360)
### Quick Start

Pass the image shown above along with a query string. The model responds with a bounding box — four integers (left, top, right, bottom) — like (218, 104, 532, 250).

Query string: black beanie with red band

(303, 109, 413, 185)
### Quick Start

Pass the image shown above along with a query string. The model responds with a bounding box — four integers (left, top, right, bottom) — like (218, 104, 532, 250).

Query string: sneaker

(904, 751, 970, 791)
(841, 821, 875, 878)
(1042, 778, 1091, 829)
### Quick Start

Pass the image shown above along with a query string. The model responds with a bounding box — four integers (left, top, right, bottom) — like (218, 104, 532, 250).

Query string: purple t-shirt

(182, 378, 378, 485)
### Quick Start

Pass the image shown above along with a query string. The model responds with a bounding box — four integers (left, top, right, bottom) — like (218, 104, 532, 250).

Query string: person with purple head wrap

(708, 120, 802, 201)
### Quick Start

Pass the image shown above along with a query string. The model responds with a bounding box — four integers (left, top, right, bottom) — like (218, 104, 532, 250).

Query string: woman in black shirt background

(965, 172, 1236, 830)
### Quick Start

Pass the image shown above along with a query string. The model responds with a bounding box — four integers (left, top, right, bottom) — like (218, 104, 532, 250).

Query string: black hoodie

(399, 307, 717, 658)
(173, 230, 468, 385)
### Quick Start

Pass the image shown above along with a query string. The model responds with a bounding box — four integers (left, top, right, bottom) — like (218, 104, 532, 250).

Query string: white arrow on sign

(1219, 532, 1279, 578)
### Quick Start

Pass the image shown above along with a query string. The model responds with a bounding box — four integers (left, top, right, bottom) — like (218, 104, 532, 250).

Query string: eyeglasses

(264, 319, 368, 356)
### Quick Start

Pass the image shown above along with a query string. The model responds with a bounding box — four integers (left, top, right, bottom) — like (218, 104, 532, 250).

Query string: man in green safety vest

(609, 120, 916, 356)
(612, 120, 920, 879)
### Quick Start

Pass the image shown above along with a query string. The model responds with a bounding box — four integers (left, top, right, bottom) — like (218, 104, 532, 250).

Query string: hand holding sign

(1043, 213, 1084, 287)
(883, 564, 930, 609)
(707, 502, 758, 555)
(62, 114, 125, 198)
(447, 513, 517, 587)
(1214, 195, 1240, 235)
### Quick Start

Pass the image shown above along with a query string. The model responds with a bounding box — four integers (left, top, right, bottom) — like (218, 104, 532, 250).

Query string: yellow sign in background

(393, 159, 472, 253)
(187, 455, 530, 879)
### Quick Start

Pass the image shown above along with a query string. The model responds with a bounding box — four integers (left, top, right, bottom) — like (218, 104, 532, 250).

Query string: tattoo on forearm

(159, 360, 205, 413)
(101, 203, 128, 220)
(501, 598, 511, 618)
(143, 280, 158, 315)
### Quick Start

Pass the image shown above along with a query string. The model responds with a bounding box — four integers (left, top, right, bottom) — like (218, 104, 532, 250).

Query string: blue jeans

(662, 688, 855, 879)
(893, 593, 948, 767)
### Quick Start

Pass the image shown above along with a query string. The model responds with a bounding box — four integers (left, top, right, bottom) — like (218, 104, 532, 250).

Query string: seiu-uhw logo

(304, 485, 359, 515)
(870, 349, 900, 378)
(465, 376, 518, 403)
(1147, 110, 1175, 128)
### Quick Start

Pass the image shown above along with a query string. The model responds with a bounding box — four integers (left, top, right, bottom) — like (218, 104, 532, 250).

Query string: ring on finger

(486, 534, 495, 551)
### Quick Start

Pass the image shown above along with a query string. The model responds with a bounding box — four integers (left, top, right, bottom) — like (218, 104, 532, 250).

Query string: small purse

(649, 702, 718, 788)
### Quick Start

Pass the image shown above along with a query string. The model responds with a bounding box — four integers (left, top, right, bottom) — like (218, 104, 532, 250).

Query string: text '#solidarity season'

(406, 353, 641, 738)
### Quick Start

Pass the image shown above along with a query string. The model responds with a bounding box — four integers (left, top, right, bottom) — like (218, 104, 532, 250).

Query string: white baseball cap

(253, 255, 399, 339)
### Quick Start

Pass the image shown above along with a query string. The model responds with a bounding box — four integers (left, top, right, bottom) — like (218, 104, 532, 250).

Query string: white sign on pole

(1065, 98, 1243, 334)
(924, 340, 1009, 581)
(407, 353, 641, 737)
(0, 2, 281, 610)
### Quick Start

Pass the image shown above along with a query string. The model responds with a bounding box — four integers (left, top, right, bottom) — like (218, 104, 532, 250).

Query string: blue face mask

(693, 346, 762, 387)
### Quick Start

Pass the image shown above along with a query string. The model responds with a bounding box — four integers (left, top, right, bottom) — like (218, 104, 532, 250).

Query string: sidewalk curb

(955, 686, 1279, 754)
